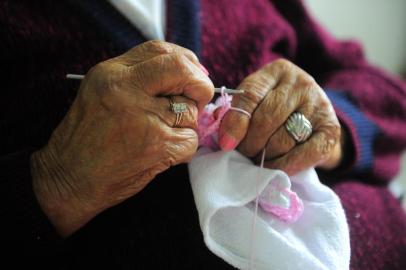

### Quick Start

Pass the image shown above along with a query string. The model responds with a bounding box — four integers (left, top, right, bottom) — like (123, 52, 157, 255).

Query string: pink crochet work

(197, 92, 304, 223)
(197, 93, 231, 150)
(258, 181, 304, 223)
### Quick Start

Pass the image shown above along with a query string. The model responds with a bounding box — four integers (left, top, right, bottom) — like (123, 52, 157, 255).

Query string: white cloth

(188, 148, 350, 270)
(108, 0, 166, 40)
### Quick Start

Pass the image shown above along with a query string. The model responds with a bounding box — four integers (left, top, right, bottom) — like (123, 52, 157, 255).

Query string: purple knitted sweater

(0, 0, 406, 269)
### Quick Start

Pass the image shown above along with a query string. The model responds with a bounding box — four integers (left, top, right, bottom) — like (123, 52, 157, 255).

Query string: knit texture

(325, 89, 379, 173)
(0, 0, 405, 269)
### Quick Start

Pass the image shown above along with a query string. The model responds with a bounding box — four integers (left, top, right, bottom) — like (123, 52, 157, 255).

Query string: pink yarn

(259, 187, 304, 223)
(197, 93, 232, 149)
(197, 92, 303, 223)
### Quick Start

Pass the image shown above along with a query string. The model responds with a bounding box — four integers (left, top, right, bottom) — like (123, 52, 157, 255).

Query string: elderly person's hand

(31, 41, 214, 237)
(219, 59, 342, 175)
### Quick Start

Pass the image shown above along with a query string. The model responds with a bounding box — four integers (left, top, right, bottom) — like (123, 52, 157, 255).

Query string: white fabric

(108, 0, 166, 40)
(188, 148, 350, 270)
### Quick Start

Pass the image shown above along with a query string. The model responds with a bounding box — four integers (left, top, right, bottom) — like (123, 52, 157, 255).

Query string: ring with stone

(169, 98, 188, 127)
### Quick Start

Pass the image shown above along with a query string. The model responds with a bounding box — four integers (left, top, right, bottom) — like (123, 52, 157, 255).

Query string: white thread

(220, 86, 226, 97)
(223, 85, 251, 118)
(229, 107, 251, 118)
(221, 85, 257, 268)
(221, 86, 251, 119)
(249, 148, 266, 270)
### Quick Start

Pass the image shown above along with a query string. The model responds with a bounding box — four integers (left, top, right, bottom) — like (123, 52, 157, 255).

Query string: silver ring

(169, 98, 187, 127)
(285, 112, 312, 143)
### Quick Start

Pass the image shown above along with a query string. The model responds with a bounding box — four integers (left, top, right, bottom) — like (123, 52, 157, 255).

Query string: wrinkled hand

(31, 41, 214, 236)
(219, 59, 342, 175)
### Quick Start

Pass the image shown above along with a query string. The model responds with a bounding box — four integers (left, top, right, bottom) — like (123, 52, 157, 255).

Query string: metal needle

(66, 74, 245, 94)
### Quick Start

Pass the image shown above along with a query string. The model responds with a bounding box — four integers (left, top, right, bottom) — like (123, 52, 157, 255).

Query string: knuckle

(296, 74, 319, 93)
(322, 100, 334, 114)
(171, 52, 190, 68)
(296, 78, 321, 106)
(178, 101, 198, 129)
(142, 40, 174, 54)
(143, 55, 166, 74)
(302, 79, 322, 96)
(272, 58, 292, 70)
(87, 62, 123, 96)
(86, 65, 136, 112)
(318, 122, 341, 156)
(242, 73, 269, 91)
(331, 121, 341, 139)
(303, 79, 318, 92)
(121, 41, 177, 64)
(141, 41, 198, 63)
(188, 102, 198, 117)
(239, 90, 262, 112)
(263, 87, 288, 119)
(89, 61, 111, 78)
(176, 47, 199, 62)
(238, 79, 270, 110)
(168, 53, 197, 78)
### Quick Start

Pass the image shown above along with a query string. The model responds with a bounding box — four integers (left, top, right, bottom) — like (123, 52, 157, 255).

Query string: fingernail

(199, 63, 209, 76)
(219, 133, 238, 151)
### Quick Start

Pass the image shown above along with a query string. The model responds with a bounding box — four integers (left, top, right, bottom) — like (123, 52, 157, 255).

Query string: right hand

(31, 41, 214, 237)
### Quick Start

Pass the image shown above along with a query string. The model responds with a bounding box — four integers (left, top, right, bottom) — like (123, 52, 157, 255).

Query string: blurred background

(305, 0, 406, 208)
(305, 0, 406, 76)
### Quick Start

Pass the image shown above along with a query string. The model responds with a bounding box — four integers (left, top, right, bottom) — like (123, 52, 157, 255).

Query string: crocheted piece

(258, 180, 304, 223)
(197, 93, 303, 223)
(197, 93, 231, 150)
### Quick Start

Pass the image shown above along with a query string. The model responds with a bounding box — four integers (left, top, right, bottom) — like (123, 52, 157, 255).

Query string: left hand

(218, 59, 342, 175)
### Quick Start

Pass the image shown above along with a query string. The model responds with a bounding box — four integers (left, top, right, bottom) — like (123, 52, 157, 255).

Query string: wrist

(30, 145, 100, 237)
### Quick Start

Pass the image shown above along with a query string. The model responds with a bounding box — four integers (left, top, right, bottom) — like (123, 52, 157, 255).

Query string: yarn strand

(249, 148, 266, 270)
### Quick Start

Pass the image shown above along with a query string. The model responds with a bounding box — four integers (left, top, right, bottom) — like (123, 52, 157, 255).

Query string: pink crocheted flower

(258, 181, 304, 223)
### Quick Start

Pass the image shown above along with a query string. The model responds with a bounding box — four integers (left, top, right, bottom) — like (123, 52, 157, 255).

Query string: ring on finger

(284, 112, 312, 143)
(169, 98, 188, 127)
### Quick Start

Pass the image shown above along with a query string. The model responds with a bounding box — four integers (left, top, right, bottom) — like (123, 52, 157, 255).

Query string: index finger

(112, 40, 200, 67)
(218, 67, 280, 151)
(130, 53, 214, 110)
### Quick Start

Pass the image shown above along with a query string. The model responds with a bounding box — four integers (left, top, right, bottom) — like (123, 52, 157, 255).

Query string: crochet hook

(66, 74, 245, 94)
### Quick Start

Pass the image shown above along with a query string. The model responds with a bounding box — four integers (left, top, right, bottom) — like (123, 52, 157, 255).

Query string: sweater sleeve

(273, 0, 406, 183)
(0, 150, 63, 264)
(324, 89, 380, 174)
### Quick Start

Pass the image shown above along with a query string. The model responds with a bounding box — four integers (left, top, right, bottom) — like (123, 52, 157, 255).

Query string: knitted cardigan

(1, 0, 406, 269)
